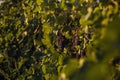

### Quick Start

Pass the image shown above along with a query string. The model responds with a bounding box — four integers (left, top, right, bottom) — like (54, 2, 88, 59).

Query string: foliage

(0, 0, 120, 80)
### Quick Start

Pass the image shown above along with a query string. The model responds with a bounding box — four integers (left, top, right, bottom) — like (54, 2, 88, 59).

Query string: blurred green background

(0, 0, 120, 80)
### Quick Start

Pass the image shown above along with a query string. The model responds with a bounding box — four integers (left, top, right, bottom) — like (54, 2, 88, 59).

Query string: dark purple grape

(57, 30, 64, 51)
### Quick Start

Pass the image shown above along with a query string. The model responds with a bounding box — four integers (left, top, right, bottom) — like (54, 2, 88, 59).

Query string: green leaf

(18, 58, 28, 69)
(36, 0, 43, 5)
(42, 65, 47, 74)
(62, 59, 79, 77)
